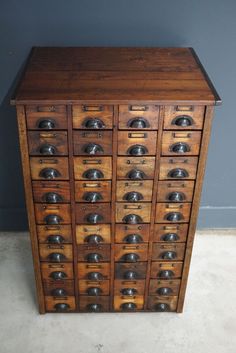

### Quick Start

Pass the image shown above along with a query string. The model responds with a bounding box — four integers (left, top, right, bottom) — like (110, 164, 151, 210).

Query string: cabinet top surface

(12, 47, 221, 105)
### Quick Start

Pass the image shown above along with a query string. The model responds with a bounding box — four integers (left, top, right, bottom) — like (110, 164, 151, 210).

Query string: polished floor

(0, 230, 235, 353)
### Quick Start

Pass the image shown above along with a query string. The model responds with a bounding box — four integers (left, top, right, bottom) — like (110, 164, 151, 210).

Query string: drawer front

(39, 244, 73, 262)
(162, 131, 201, 156)
(74, 157, 112, 180)
(114, 295, 144, 311)
(115, 262, 147, 279)
(114, 244, 149, 262)
(77, 262, 110, 280)
(152, 243, 186, 261)
(149, 279, 180, 296)
(45, 296, 76, 312)
(37, 225, 72, 243)
(118, 131, 157, 156)
(41, 263, 74, 280)
(73, 130, 112, 155)
(153, 224, 188, 243)
(163, 106, 205, 130)
(114, 279, 145, 296)
(32, 181, 70, 203)
(79, 296, 110, 312)
(118, 105, 159, 130)
(43, 279, 75, 296)
(26, 105, 67, 130)
(28, 131, 68, 155)
(77, 244, 111, 262)
(75, 203, 111, 224)
(78, 280, 110, 295)
(155, 203, 191, 223)
(35, 203, 71, 224)
(157, 181, 194, 203)
(115, 224, 150, 243)
(117, 157, 156, 180)
(76, 224, 111, 244)
(150, 262, 183, 279)
(75, 181, 111, 203)
(72, 105, 113, 129)
(116, 203, 152, 223)
(116, 180, 153, 202)
(147, 296, 178, 312)
(30, 157, 69, 180)
(159, 157, 198, 180)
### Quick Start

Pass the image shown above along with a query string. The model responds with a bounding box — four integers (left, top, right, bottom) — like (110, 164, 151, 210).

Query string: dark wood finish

(34, 203, 71, 224)
(28, 131, 68, 155)
(114, 279, 145, 295)
(32, 181, 70, 203)
(73, 130, 113, 155)
(114, 295, 144, 311)
(79, 296, 110, 311)
(150, 261, 183, 279)
(153, 224, 188, 243)
(78, 280, 110, 295)
(157, 181, 194, 203)
(155, 203, 191, 223)
(117, 131, 157, 156)
(149, 279, 180, 296)
(114, 244, 149, 262)
(152, 243, 186, 261)
(41, 263, 74, 280)
(39, 244, 73, 261)
(43, 279, 75, 296)
(163, 106, 205, 130)
(77, 262, 110, 279)
(37, 224, 72, 243)
(116, 180, 153, 202)
(77, 244, 111, 262)
(30, 157, 69, 180)
(75, 203, 111, 224)
(116, 157, 156, 180)
(72, 105, 113, 129)
(159, 157, 198, 180)
(147, 295, 178, 311)
(75, 181, 111, 203)
(161, 131, 201, 156)
(115, 262, 148, 279)
(116, 202, 152, 223)
(45, 296, 76, 311)
(115, 224, 150, 243)
(118, 105, 159, 130)
(76, 224, 111, 244)
(25, 105, 67, 130)
(73, 156, 112, 180)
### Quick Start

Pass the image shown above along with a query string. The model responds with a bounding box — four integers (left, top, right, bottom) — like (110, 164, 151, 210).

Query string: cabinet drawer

(28, 131, 68, 155)
(32, 181, 70, 203)
(39, 244, 73, 262)
(114, 295, 144, 311)
(114, 279, 145, 296)
(79, 296, 110, 312)
(75, 181, 111, 202)
(75, 203, 111, 224)
(117, 157, 155, 180)
(150, 262, 183, 279)
(26, 105, 67, 130)
(163, 106, 205, 130)
(157, 181, 194, 203)
(77, 262, 110, 280)
(116, 203, 151, 223)
(45, 296, 76, 312)
(30, 157, 69, 180)
(162, 131, 201, 156)
(43, 279, 75, 296)
(115, 262, 147, 279)
(117, 131, 157, 156)
(72, 105, 113, 129)
(159, 157, 198, 180)
(114, 244, 148, 262)
(115, 224, 150, 243)
(35, 203, 71, 225)
(118, 105, 159, 130)
(76, 224, 111, 244)
(74, 157, 112, 180)
(77, 244, 110, 262)
(73, 130, 112, 155)
(153, 224, 188, 243)
(149, 279, 180, 296)
(147, 296, 178, 312)
(78, 280, 110, 295)
(37, 224, 72, 244)
(116, 180, 153, 202)
(152, 243, 186, 261)
(155, 203, 191, 223)
(41, 263, 74, 280)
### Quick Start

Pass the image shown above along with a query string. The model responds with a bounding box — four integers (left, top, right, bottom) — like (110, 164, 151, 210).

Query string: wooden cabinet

(12, 47, 221, 314)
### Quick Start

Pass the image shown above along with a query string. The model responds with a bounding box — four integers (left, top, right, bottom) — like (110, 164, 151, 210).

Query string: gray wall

(1, 0, 236, 230)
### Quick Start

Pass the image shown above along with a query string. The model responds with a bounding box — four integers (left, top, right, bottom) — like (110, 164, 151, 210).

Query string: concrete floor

(0, 231, 236, 353)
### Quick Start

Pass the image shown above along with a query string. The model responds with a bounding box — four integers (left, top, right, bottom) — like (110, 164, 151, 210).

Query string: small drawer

(152, 243, 186, 261)
(72, 105, 113, 129)
(26, 105, 67, 130)
(41, 263, 74, 280)
(45, 296, 76, 312)
(32, 181, 70, 203)
(78, 280, 110, 295)
(153, 224, 188, 243)
(115, 224, 150, 243)
(30, 157, 69, 180)
(116, 203, 152, 223)
(77, 262, 110, 280)
(34, 203, 71, 225)
(155, 203, 191, 223)
(75, 181, 111, 203)
(115, 262, 147, 279)
(37, 224, 72, 244)
(76, 224, 111, 244)
(114, 244, 148, 262)
(149, 279, 180, 296)
(163, 106, 205, 130)
(118, 105, 159, 130)
(117, 157, 156, 180)
(43, 279, 75, 296)
(114, 295, 144, 311)
(157, 181, 194, 203)
(147, 296, 178, 312)
(162, 131, 201, 156)
(75, 203, 111, 224)
(39, 244, 73, 262)
(73, 130, 112, 155)
(77, 244, 110, 262)
(74, 157, 112, 180)
(114, 279, 145, 296)
(159, 157, 198, 180)
(27, 131, 68, 155)
(150, 262, 183, 279)
(79, 296, 110, 312)
(116, 180, 153, 202)
(117, 131, 157, 156)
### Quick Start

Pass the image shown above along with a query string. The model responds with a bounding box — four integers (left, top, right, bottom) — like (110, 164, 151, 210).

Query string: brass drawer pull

(39, 159, 59, 164)
(83, 226, 101, 232)
(37, 105, 56, 112)
(82, 132, 103, 138)
(82, 159, 102, 165)
(39, 133, 57, 138)
(176, 105, 193, 112)
(121, 281, 137, 285)
(48, 264, 64, 268)
(129, 105, 147, 111)
(82, 105, 103, 112)
(43, 205, 60, 210)
(126, 159, 146, 165)
(86, 264, 102, 269)
(163, 225, 179, 231)
(86, 281, 102, 286)
(125, 182, 143, 187)
(128, 133, 147, 138)
(122, 245, 139, 250)
(124, 205, 142, 210)
(172, 132, 191, 138)
(166, 204, 183, 209)
(83, 183, 101, 188)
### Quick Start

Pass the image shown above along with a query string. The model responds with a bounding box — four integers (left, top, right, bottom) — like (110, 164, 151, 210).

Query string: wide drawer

(163, 105, 205, 130)
(161, 131, 201, 156)
(116, 203, 152, 223)
(30, 157, 69, 180)
(76, 224, 111, 244)
(150, 262, 183, 279)
(34, 203, 71, 224)
(115, 262, 147, 279)
(115, 224, 150, 243)
(147, 296, 178, 312)
(43, 279, 75, 296)
(73, 130, 112, 155)
(32, 181, 70, 203)
(78, 279, 110, 295)
(114, 279, 145, 296)
(153, 224, 188, 243)
(149, 279, 180, 296)
(117, 131, 157, 156)
(26, 105, 67, 130)
(155, 203, 191, 223)
(118, 104, 159, 130)
(117, 157, 156, 180)
(77, 262, 110, 280)
(152, 243, 186, 261)
(114, 295, 144, 311)
(116, 180, 153, 202)
(27, 131, 68, 155)
(74, 157, 112, 180)
(157, 180, 194, 203)
(77, 244, 111, 262)
(75, 203, 111, 224)
(72, 105, 113, 129)
(45, 296, 76, 312)
(114, 244, 148, 262)
(79, 296, 110, 312)
(37, 224, 72, 244)
(41, 263, 74, 280)
(159, 157, 198, 180)
(75, 181, 111, 203)
(39, 244, 73, 262)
